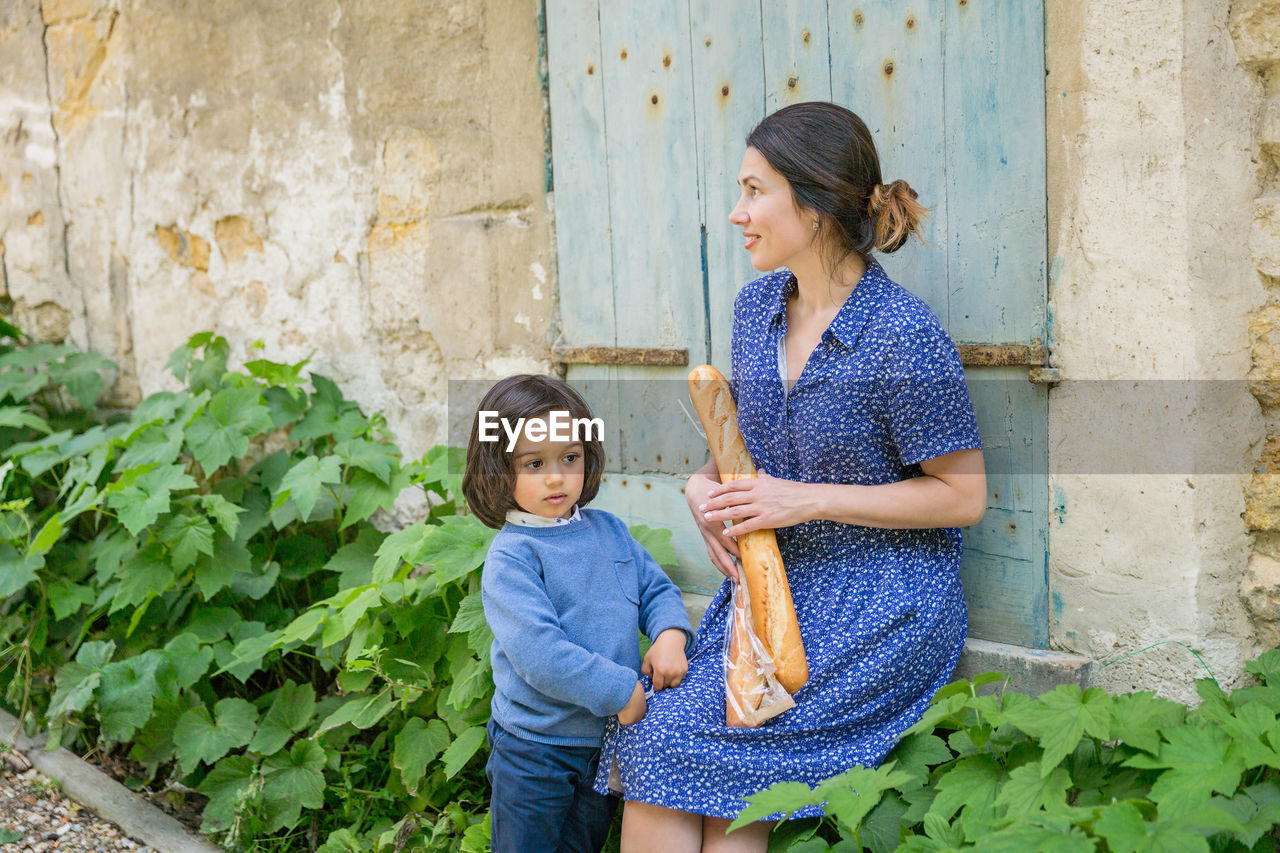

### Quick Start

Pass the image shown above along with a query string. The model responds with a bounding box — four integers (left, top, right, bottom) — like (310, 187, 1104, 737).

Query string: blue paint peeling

(1053, 486, 1067, 523)
(1051, 590, 1064, 620)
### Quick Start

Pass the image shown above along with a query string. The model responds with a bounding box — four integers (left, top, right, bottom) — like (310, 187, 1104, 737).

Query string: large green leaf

(196, 754, 259, 831)
(106, 464, 197, 535)
(198, 493, 243, 539)
(888, 731, 953, 793)
(275, 454, 342, 520)
(418, 515, 496, 586)
(98, 651, 165, 741)
(174, 697, 259, 775)
(1094, 800, 1210, 853)
(1127, 725, 1246, 814)
(114, 423, 183, 471)
(335, 438, 399, 484)
(47, 640, 115, 718)
(0, 406, 51, 433)
(159, 511, 215, 570)
(449, 590, 493, 658)
(163, 632, 213, 689)
(185, 385, 273, 473)
(372, 523, 431, 585)
(342, 466, 412, 529)
(815, 763, 915, 835)
(441, 725, 487, 780)
(248, 681, 317, 755)
(324, 528, 385, 588)
(315, 691, 395, 735)
(262, 740, 327, 832)
(394, 717, 452, 794)
(0, 541, 43, 597)
(926, 753, 1003, 836)
(193, 534, 251, 599)
(110, 540, 174, 612)
(1109, 691, 1186, 755)
(1002, 685, 1112, 776)
(289, 374, 369, 443)
(728, 781, 817, 829)
(994, 763, 1073, 817)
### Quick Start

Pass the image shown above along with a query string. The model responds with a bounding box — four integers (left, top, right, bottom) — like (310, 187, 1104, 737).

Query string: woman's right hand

(687, 465, 741, 582)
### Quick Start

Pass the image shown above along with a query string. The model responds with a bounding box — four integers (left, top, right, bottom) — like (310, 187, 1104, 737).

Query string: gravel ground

(0, 764, 153, 852)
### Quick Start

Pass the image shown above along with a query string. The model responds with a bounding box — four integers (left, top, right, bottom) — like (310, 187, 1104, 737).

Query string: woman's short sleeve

(884, 323, 983, 466)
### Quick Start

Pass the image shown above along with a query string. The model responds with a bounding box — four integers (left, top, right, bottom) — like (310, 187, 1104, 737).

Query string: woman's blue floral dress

(593, 261, 983, 820)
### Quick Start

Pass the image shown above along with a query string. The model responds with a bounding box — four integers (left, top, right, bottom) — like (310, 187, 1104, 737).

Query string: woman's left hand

(699, 472, 816, 538)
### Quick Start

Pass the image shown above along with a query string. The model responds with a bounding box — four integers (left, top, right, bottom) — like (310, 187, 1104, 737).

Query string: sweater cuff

(594, 664, 640, 718)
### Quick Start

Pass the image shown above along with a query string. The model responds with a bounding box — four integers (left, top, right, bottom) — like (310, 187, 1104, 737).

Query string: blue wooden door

(546, 2, 1049, 648)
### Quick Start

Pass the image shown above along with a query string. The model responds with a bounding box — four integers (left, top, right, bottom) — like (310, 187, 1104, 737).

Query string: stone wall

(0, 0, 554, 462)
(1236, 0, 1280, 655)
(1047, 0, 1265, 701)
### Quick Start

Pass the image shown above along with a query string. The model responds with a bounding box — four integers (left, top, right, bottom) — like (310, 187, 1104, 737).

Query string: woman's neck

(788, 250, 867, 316)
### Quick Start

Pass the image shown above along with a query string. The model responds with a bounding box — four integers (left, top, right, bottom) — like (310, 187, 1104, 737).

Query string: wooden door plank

(761, 1, 832, 110)
(828, 0, 949, 322)
(944, 0, 1047, 345)
(545, 1, 616, 347)
(689, 0, 767, 371)
(597, 2, 705, 352)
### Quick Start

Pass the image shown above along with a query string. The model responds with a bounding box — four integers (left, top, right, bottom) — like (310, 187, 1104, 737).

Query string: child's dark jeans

(485, 717, 618, 853)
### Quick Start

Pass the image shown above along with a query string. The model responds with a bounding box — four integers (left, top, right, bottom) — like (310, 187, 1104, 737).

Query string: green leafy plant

(736, 650, 1280, 852)
(1, 327, 593, 850)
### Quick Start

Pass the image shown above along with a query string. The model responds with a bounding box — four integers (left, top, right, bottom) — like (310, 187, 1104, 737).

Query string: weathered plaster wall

(1235, 0, 1280, 659)
(0, 0, 553, 460)
(1047, 0, 1265, 700)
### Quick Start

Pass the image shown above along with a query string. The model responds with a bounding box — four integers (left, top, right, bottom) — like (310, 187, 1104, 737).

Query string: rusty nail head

(620, 47, 628, 59)
(854, 11, 864, 25)
(651, 94, 659, 104)
(663, 54, 671, 67)
(721, 84, 729, 96)
(884, 60, 894, 75)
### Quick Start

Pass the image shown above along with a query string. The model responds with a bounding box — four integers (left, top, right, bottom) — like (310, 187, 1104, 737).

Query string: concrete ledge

(954, 637, 1093, 696)
(0, 708, 220, 853)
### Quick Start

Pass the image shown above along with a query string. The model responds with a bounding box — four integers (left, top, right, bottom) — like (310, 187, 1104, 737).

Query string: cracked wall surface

(0, 0, 553, 456)
(1047, 0, 1264, 701)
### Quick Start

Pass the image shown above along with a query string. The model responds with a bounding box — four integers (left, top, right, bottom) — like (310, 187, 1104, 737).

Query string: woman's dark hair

(461, 375, 605, 529)
(746, 101, 928, 273)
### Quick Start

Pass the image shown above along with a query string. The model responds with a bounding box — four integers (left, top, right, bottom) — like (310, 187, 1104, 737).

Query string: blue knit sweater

(481, 508, 694, 746)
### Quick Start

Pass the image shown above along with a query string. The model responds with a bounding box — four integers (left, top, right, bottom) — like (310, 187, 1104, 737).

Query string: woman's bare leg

(701, 816, 773, 853)
(620, 801, 703, 853)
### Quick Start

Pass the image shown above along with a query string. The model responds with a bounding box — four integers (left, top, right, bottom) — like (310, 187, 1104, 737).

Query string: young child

(461, 374, 693, 853)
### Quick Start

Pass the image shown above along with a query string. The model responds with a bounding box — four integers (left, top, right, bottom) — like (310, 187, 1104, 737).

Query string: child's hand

(642, 628, 689, 691)
(617, 681, 647, 725)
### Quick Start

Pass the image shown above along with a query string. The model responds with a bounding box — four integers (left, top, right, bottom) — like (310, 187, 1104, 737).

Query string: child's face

(510, 417, 585, 520)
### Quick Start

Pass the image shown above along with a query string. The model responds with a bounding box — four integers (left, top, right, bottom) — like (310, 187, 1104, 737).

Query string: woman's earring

(812, 220, 820, 231)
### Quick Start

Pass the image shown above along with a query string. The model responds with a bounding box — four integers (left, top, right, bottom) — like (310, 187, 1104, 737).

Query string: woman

(595, 102, 986, 852)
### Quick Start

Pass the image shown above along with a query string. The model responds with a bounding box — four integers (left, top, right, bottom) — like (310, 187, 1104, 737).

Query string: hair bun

(868, 179, 928, 253)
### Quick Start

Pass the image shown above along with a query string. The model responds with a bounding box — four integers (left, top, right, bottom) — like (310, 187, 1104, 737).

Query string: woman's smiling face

(729, 146, 817, 272)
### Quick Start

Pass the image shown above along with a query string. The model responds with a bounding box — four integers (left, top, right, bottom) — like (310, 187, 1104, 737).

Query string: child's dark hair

(461, 375, 606, 529)
(746, 101, 928, 274)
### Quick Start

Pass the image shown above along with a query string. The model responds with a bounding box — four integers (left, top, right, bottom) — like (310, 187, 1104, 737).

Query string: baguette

(687, 365, 808, 694)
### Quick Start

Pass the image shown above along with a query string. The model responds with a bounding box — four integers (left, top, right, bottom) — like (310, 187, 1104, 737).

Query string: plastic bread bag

(724, 568, 795, 727)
